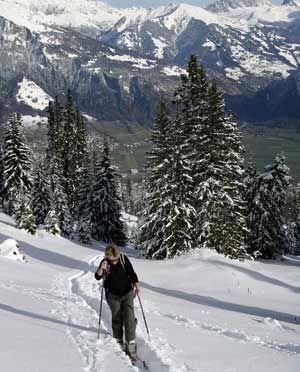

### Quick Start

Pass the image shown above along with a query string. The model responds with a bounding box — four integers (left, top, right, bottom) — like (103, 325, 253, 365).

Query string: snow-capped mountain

(0, 0, 147, 36)
(0, 0, 300, 133)
(282, 0, 300, 6)
(101, 1, 300, 81)
(206, 0, 272, 13)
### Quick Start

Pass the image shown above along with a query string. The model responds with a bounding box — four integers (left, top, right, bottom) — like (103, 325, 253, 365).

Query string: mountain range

(0, 0, 300, 139)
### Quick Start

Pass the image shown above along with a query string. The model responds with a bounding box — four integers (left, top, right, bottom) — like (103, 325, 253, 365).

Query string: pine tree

(46, 100, 56, 163)
(197, 81, 248, 260)
(45, 208, 60, 235)
(76, 112, 92, 243)
(285, 189, 300, 255)
(243, 162, 260, 257)
(139, 100, 172, 256)
(149, 107, 196, 258)
(253, 154, 290, 258)
(92, 139, 126, 245)
(31, 160, 51, 225)
(0, 146, 4, 207)
(74, 108, 89, 217)
(62, 90, 78, 214)
(78, 163, 93, 244)
(121, 178, 135, 215)
(48, 159, 73, 237)
(174, 55, 210, 244)
(15, 192, 37, 234)
(2, 113, 32, 214)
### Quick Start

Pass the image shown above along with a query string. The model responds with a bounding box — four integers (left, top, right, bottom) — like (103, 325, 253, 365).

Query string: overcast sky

(106, 0, 281, 8)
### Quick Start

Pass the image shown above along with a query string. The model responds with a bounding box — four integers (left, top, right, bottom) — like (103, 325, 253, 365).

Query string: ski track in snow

(61, 255, 135, 372)
(3, 253, 299, 371)
(65, 254, 174, 372)
(144, 306, 300, 358)
(64, 254, 300, 371)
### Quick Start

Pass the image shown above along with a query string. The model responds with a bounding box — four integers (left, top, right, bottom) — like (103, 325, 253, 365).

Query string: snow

(0, 210, 299, 371)
(282, 255, 300, 265)
(222, 3, 300, 25)
(278, 49, 298, 67)
(263, 317, 283, 329)
(163, 4, 221, 33)
(83, 113, 97, 122)
(21, 115, 48, 128)
(203, 40, 217, 51)
(16, 78, 53, 110)
(107, 54, 156, 69)
(151, 36, 168, 59)
(0, 238, 26, 262)
(162, 66, 187, 76)
(230, 43, 293, 78)
(0, 0, 136, 32)
(1, 0, 300, 39)
(225, 66, 245, 80)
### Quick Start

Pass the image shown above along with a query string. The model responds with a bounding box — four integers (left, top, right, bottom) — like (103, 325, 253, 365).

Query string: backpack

(119, 252, 126, 270)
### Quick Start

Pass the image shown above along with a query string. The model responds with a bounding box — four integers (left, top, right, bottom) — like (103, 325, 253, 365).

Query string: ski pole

(137, 295, 151, 341)
(97, 270, 106, 340)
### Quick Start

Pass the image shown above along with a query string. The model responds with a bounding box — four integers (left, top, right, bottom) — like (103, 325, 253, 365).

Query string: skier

(95, 243, 140, 358)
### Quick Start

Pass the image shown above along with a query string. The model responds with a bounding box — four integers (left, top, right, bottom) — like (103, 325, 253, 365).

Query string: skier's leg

(122, 290, 136, 352)
(106, 293, 123, 342)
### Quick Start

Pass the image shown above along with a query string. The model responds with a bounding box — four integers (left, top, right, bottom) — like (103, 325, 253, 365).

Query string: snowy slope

(111, 3, 222, 35)
(207, 0, 272, 13)
(221, 2, 300, 25)
(16, 78, 53, 111)
(0, 0, 145, 32)
(1, 0, 299, 36)
(0, 211, 299, 372)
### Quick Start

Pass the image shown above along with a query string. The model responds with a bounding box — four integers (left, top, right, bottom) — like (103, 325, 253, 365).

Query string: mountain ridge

(0, 0, 300, 136)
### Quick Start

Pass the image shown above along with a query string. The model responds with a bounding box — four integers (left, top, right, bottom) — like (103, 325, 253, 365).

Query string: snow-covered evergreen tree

(45, 208, 60, 235)
(92, 139, 126, 245)
(252, 154, 290, 258)
(48, 159, 73, 237)
(173, 55, 209, 243)
(74, 108, 89, 217)
(120, 178, 136, 215)
(243, 162, 260, 257)
(46, 100, 57, 163)
(78, 163, 93, 244)
(62, 90, 79, 214)
(197, 81, 248, 260)
(15, 192, 37, 234)
(2, 113, 32, 214)
(31, 160, 51, 225)
(185, 55, 209, 186)
(149, 106, 196, 258)
(0, 146, 4, 207)
(285, 189, 300, 254)
(139, 99, 172, 257)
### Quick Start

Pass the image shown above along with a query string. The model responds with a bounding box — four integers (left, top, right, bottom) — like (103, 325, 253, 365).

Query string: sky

(106, 0, 281, 7)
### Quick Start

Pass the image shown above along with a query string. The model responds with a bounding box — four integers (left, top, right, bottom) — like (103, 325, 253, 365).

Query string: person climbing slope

(95, 243, 141, 359)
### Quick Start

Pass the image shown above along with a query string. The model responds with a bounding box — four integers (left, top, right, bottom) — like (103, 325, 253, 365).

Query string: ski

(128, 354, 149, 370)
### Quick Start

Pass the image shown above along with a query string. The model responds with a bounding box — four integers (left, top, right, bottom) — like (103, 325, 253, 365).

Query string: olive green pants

(106, 289, 136, 343)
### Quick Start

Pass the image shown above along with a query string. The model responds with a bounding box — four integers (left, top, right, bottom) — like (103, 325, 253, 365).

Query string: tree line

(138, 55, 293, 260)
(0, 56, 298, 261)
(0, 90, 126, 245)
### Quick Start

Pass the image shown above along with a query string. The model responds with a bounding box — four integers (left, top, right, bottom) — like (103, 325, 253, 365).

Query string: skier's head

(105, 243, 120, 265)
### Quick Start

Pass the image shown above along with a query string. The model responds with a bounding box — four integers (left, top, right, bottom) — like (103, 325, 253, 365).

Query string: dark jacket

(95, 254, 138, 297)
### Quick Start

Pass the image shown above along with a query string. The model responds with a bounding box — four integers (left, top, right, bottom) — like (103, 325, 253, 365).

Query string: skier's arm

(95, 259, 107, 280)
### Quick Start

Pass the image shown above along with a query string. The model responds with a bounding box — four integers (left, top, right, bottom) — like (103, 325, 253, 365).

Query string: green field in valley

(242, 124, 300, 182)
(111, 123, 300, 182)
